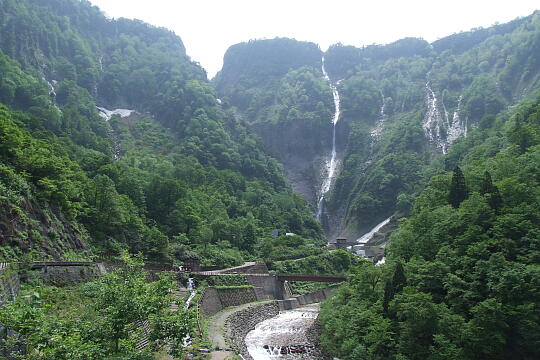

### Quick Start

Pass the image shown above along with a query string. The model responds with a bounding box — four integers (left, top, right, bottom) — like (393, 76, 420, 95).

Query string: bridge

(276, 273, 347, 283)
(191, 262, 348, 300)
(3, 261, 348, 300)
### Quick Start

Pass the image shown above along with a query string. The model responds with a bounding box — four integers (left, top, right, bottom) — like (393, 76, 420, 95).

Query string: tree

(91, 253, 190, 353)
(480, 171, 502, 211)
(448, 166, 468, 208)
(383, 261, 407, 315)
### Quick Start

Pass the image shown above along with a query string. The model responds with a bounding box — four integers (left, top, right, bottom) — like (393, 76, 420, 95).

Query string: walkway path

(207, 301, 273, 360)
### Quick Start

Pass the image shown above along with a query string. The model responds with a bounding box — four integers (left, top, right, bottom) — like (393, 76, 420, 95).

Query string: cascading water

(354, 216, 392, 244)
(182, 278, 196, 347)
(423, 82, 447, 153)
(447, 95, 467, 144)
(316, 57, 341, 222)
(371, 92, 386, 139)
(423, 84, 468, 154)
(245, 304, 320, 359)
(96, 107, 135, 161)
(184, 278, 196, 310)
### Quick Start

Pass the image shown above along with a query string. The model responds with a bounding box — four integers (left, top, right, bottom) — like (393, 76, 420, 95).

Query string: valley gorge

(0, 1, 539, 359)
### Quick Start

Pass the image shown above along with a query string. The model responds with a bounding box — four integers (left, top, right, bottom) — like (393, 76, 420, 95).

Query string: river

(245, 304, 325, 360)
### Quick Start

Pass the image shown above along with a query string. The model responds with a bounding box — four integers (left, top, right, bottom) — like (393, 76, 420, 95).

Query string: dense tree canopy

(319, 94, 540, 360)
(0, 0, 324, 265)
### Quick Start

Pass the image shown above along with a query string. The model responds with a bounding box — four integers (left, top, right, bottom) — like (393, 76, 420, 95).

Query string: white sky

(88, 0, 538, 78)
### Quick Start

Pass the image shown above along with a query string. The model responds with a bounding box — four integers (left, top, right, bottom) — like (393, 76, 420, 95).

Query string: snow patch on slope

(97, 107, 136, 121)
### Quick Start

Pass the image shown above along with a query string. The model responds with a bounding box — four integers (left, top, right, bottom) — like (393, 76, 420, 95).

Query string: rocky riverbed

(244, 304, 331, 360)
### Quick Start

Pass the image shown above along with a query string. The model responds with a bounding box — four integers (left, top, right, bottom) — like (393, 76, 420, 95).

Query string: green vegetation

(318, 95, 540, 359)
(2, 1, 540, 358)
(0, 254, 192, 359)
(215, 12, 540, 237)
(0, 0, 323, 265)
(325, 11, 540, 232)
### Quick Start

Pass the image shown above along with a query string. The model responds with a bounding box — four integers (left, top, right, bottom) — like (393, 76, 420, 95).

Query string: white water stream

(354, 216, 392, 244)
(423, 84, 467, 154)
(371, 92, 386, 138)
(184, 278, 196, 310)
(96, 106, 135, 161)
(182, 278, 196, 347)
(316, 57, 342, 222)
(245, 304, 320, 359)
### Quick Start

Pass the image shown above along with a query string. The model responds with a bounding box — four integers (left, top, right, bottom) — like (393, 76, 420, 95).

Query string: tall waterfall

(316, 57, 341, 222)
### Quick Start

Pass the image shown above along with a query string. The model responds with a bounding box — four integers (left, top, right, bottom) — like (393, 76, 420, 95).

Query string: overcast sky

(89, 0, 538, 78)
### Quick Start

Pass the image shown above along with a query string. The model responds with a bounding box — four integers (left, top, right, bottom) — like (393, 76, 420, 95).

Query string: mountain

(318, 74, 540, 360)
(215, 11, 540, 241)
(0, 0, 324, 264)
(214, 38, 334, 206)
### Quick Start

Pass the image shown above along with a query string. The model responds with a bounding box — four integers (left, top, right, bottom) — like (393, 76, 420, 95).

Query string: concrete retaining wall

(218, 287, 257, 308)
(38, 264, 103, 286)
(199, 286, 259, 317)
(225, 301, 280, 360)
(220, 262, 269, 274)
(246, 274, 283, 300)
(278, 285, 338, 311)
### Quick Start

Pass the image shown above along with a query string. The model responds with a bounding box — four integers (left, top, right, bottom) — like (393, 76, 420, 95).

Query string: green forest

(215, 12, 540, 237)
(0, 0, 539, 359)
(0, 0, 324, 267)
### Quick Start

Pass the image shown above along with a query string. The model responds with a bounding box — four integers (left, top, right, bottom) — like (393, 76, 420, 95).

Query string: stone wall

(38, 264, 103, 286)
(304, 319, 332, 360)
(199, 287, 222, 317)
(199, 286, 258, 317)
(225, 301, 280, 360)
(218, 287, 257, 308)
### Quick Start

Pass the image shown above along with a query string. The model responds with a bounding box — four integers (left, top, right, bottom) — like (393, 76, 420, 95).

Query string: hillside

(318, 85, 540, 360)
(215, 11, 540, 241)
(0, 0, 323, 264)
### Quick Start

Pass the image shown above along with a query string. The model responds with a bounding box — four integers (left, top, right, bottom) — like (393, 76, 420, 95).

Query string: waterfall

(316, 57, 342, 222)
(182, 278, 196, 347)
(42, 77, 60, 112)
(96, 107, 135, 161)
(184, 278, 196, 309)
(447, 95, 466, 144)
(96, 107, 135, 121)
(423, 85, 468, 154)
(371, 92, 386, 138)
(355, 216, 391, 244)
(423, 82, 448, 154)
